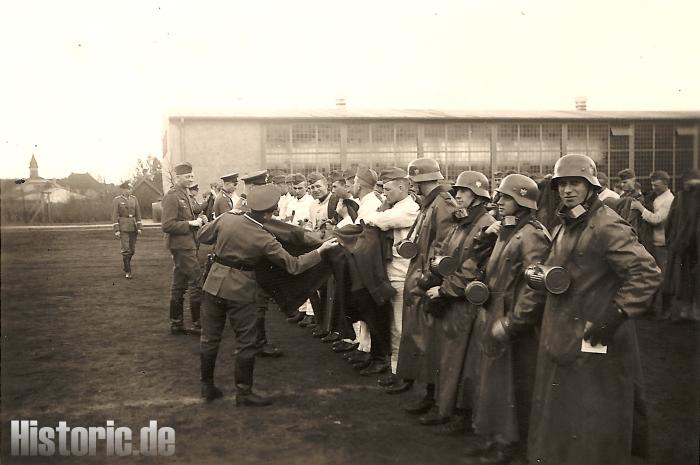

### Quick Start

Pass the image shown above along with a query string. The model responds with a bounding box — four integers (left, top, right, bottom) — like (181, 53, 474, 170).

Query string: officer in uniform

(112, 181, 142, 279)
(197, 184, 339, 405)
(213, 172, 240, 217)
(162, 162, 206, 335)
(390, 158, 458, 402)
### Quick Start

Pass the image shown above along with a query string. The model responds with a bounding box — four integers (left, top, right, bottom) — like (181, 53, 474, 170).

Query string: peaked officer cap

(240, 170, 268, 185)
(247, 184, 281, 212)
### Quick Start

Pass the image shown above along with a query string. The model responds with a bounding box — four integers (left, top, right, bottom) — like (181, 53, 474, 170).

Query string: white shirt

(641, 189, 675, 246)
(288, 194, 315, 227)
(355, 192, 383, 223)
(309, 194, 332, 231)
(598, 187, 620, 201)
(364, 195, 420, 281)
(275, 192, 293, 220)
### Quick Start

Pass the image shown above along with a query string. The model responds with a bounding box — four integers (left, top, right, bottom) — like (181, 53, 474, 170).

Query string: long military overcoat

(528, 199, 661, 465)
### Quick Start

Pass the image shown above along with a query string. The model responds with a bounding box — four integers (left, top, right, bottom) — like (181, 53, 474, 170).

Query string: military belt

(213, 256, 254, 271)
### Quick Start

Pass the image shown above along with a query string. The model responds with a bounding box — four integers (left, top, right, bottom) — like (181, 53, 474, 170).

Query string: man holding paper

(528, 154, 661, 465)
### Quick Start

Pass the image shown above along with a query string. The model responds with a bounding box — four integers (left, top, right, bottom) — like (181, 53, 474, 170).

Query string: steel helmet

(454, 171, 490, 199)
(551, 154, 602, 190)
(408, 158, 444, 182)
(496, 174, 539, 210)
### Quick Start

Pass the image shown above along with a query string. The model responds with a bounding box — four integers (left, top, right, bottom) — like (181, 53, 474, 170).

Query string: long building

(162, 109, 699, 192)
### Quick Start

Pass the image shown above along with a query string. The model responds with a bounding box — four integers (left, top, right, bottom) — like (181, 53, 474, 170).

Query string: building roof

(61, 172, 102, 192)
(168, 108, 700, 122)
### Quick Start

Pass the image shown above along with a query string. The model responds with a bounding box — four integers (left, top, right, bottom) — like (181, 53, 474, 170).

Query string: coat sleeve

(431, 196, 458, 257)
(260, 234, 323, 275)
(112, 197, 120, 233)
(507, 226, 549, 333)
(197, 215, 221, 245)
(599, 214, 662, 317)
(161, 192, 192, 235)
(364, 202, 419, 231)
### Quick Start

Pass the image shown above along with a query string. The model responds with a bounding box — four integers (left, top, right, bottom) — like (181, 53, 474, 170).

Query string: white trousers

(389, 281, 405, 374)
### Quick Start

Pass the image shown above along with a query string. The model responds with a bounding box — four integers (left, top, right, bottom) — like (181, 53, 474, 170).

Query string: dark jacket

(161, 186, 198, 250)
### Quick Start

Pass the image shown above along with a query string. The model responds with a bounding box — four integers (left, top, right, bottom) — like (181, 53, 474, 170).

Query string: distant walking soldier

(112, 181, 142, 279)
(162, 162, 206, 335)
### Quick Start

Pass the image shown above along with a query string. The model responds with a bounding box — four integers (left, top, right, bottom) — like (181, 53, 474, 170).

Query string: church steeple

(29, 154, 39, 179)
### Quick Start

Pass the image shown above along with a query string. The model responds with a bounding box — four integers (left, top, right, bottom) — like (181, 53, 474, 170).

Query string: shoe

(377, 374, 397, 387)
(201, 383, 223, 402)
(321, 332, 341, 343)
(384, 379, 414, 394)
(419, 408, 450, 426)
(352, 358, 372, 370)
(434, 415, 471, 436)
(187, 326, 202, 336)
(464, 437, 496, 457)
(359, 359, 388, 376)
(298, 315, 316, 328)
(125, 272, 132, 279)
(170, 325, 188, 335)
(346, 351, 371, 364)
(404, 397, 435, 415)
(286, 313, 305, 324)
(311, 328, 330, 338)
(479, 442, 518, 464)
(235, 392, 273, 407)
(257, 343, 283, 358)
(332, 341, 359, 353)
(343, 349, 362, 361)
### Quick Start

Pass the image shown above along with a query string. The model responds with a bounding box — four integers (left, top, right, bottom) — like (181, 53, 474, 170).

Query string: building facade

(163, 110, 699, 192)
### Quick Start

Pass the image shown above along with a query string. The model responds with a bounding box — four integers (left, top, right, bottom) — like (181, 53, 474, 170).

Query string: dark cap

(379, 167, 407, 183)
(174, 162, 193, 175)
(356, 166, 378, 186)
(221, 172, 239, 182)
(271, 175, 286, 184)
(328, 170, 343, 183)
(650, 170, 670, 183)
(284, 174, 295, 183)
(307, 172, 326, 185)
(247, 184, 281, 212)
(240, 170, 268, 186)
(119, 181, 131, 189)
(291, 173, 307, 185)
(618, 168, 636, 181)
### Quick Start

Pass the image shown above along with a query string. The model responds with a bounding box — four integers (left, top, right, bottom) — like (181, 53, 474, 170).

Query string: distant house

(13, 155, 86, 204)
(132, 174, 163, 218)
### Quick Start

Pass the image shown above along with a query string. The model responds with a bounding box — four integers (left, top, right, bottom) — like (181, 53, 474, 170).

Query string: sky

(1, 0, 698, 184)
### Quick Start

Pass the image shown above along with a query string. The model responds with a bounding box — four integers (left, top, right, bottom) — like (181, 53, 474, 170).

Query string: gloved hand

(583, 306, 628, 346)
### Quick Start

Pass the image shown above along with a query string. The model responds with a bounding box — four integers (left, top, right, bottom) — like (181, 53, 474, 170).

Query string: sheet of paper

(581, 321, 608, 354)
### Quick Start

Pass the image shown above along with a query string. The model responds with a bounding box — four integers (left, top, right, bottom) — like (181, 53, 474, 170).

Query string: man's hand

(583, 306, 628, 346)
(318, 238, 340, 253)
(426, 286, 441, 300)
(188, 218, 204, 228)
(490, 318, 509, 342)
(114, 231, 120, 238)
(630, 200, 644, 212)
(485, 221, 502, 236)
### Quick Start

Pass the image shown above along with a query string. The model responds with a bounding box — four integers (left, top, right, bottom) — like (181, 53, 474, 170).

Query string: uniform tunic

(472, 214, 549, 443)
(396, 185, 458, 383)
(197, 212, 323, 361)
(528, 199, 661, 465)
(112, 194, 142, 256)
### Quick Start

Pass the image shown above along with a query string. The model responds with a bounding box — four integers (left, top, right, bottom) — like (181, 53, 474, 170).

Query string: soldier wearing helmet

(388, 158, 458, 403)
(419, 171, 496, 431)
(528, 154, 661, 465)
(466, 172, 550, 463)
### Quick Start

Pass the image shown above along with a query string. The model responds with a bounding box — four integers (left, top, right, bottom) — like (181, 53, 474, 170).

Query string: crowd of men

(110, 156, 700, 465)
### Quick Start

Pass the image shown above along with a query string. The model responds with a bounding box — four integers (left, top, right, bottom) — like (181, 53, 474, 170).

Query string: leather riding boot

(190, 300, 201, 330)
(234, 357, 272, 407)
(255, 316, 267, 346)
(200, 352, 222, 401)
(122, 256, 130, 273)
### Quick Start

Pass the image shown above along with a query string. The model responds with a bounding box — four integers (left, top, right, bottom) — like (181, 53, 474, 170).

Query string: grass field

(1, 228, 698, 465)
